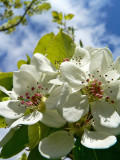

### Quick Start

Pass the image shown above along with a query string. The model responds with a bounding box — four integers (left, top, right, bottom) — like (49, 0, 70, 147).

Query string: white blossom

(0, 53, 66, 128)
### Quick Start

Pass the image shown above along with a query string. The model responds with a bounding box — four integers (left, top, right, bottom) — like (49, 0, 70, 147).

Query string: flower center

(66, 112, 94, 136)
(18, 85, 47, 113)
(82, 78, 103, 102)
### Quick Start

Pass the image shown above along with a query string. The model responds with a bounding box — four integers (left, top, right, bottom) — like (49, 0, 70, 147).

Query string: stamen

(26, 92, 29, 96)
(31, 87, 35, 91)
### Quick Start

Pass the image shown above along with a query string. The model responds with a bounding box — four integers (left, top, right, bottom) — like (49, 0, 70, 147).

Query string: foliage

(0, 125, 29, 159)
(0, 0, 51, 34)
(34, 30, 76, 67)
(17, 54, 31, 69)
(52, 11, 75, 40)
(0, 72, 13, 101)
(73, 137, 120, 160)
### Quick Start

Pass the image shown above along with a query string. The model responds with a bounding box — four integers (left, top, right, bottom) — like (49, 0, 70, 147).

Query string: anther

(20, 95, 23, 98)
(106, 96, 109, 100)
(21, 100, 25, 104)
(92, 83, 96, 86)
(86, 79, 89, 82)
(94, 78, 98, 82)
(99, 95, 103, 98)
(26, 92, 29, 96)
(111, 100, 114, 104)
(31, 87, 35, 91)
(98, 81, 102, 85)
(38, 85, 42, 89)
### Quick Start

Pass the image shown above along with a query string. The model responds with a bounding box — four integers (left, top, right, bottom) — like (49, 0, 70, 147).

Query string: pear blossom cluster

(1, 46, 120, 159)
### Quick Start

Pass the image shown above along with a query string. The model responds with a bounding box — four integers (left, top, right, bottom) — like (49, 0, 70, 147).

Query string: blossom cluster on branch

(0, 31, 120, 160)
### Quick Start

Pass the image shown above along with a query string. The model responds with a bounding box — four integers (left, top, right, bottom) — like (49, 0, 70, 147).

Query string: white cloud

(1, 0, 119, 72)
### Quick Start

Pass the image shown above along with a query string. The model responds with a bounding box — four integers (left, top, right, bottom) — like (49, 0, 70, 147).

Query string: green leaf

(28, 123, 41, 150)
(28, 122, 50, 150)
(19, 153, 28, 160)
(17, 60, 27, 69)
(0, 72, 13, 101)
(64, 14, 74, 20)
(28, 145, 61, 160)
(34, 32, 55, 55)
(34, 30, 75, 67)
(0, 125, 29, 159)
(73, 138, 120, 160)
(52, 11, 63, 25)
(52, 11, 59, 18)
(79, 40, 83, 48)
(26, 54, 31, 64)
(17, 54, 30, 69)
(0, 116, 7, 128)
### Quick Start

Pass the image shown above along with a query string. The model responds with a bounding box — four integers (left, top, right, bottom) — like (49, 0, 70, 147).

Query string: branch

(0, 0, 36, 32)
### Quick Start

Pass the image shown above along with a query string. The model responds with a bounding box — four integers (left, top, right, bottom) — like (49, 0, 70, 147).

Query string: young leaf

(45, 30, 75, 65)
(0, 72, 13, 101)
(79, 40, 83, 48)
(0, 125, 29, 159)
(17, 60, 27, 69)
(17, 54, 31, 69)
(26, 54, 31, 64)
(64, 14, 74, 20)
(28, 123, 41, 150)
(52, 11, 59, 18)
(0, 116, 7, 128)
(34, 32, 55, 55)
(16, 152, 27, 160)
(34, 30, 75, 67)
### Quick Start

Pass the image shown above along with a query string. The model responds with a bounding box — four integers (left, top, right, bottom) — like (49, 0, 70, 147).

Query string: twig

(0, 0, 36, 31)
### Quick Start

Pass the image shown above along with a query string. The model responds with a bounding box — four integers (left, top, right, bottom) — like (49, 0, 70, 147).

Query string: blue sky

(0, 0, 120, 159)
(0, 0, 120, 73)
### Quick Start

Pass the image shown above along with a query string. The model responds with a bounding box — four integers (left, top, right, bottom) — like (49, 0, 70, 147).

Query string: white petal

(81, 129, 117, 149)
(91, 101, 120, 128)
(39, 131, 74, 159)
(104, 70, 120, 81)
(41, 109, 66, 128)
(13, 70, 37, 97)
(0, 86, 17, 100)
(10, 110, 42, 128)
(112, 56, 120, 74)
(104, 80, 120, 100)
(58, 93, 89, 122)
(0, 128, 16, 148)
(0, 100, 26, 119)
(94, 120, 120, 136)
(45, 85, 64, 110)
(60, 62, 86, 90)
(20, 64, 41, 82)
(5, 118, 16, 126)
(46, 83, 69, 110)
(84, 46, 93, 52)
(49, 78, 64, 85)
(89, 48, 113, 64)
(89, 49, 112, 78)
(57, 83, 70, 107)
(31, 53, 58, 75)
(71, 47, 90, 66)
(39, 73, 57, 95)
